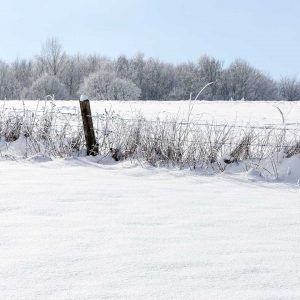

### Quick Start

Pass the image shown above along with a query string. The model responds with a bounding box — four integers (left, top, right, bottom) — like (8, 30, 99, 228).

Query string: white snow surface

(3, 100, 300, 128)
(1, 100, 300, 299)
(0, 157, 300, 300)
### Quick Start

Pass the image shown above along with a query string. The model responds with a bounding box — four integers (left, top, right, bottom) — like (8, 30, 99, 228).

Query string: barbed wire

(1, 107, 300, 150)
(3, 112, 300, 132)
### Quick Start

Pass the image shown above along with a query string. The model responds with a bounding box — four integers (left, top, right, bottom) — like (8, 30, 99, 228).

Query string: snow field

(0, 158, 299, 299)
(2, 100, 300, 127)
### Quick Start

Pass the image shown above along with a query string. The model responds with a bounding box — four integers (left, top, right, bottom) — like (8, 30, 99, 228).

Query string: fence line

(2, 107, 300, 132)
(0, 103, 299, 163)
(2, 106, 300, 145)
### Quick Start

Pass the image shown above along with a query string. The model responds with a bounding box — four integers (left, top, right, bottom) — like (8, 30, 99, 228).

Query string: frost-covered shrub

(80, 71, 114, 100)
(110, 78, 141, 100)
(22, 75, 68, 100)
(80, 71, 141, 100)
(0, 104, 299, 180)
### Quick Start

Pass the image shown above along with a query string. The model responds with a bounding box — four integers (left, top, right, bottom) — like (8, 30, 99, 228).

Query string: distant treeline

(0, 38, 299, 101)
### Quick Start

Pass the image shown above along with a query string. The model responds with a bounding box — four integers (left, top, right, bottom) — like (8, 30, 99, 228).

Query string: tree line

(0, 38, 299, 101)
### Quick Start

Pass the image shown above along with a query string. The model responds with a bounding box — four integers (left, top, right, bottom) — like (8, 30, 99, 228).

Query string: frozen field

(3, 100, 300, 128)
(0, 100, 300, 299)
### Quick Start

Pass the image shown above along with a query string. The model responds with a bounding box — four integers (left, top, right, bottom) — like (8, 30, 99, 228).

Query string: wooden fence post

(79, 95, 99, 156)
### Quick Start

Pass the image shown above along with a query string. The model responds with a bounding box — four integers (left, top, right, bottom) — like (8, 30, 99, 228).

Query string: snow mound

(277, 154, 300, 183)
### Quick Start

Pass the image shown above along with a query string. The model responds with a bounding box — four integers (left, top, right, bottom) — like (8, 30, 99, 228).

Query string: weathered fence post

(79, 95, 99, 156)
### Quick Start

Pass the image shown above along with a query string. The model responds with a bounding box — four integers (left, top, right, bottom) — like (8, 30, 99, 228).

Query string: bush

(23, 75, 68, 100)
(110, 78, 141, 100)
(80, 71, 141, 100)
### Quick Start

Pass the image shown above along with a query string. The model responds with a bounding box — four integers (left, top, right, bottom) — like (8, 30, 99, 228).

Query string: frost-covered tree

(80, 71, 140, 100)
(80, 71, 115, 100)
(197, 55, 223, 100)
(129, 52, 146, 90)
(86, 55, 115, 75)
(23, 75, 68, 100)
(223, 59, 255, 100)
(279, 77, 300, 101)
(219, 59, 276, 100)
(169, 62, 201, 100)
(115, 55, 130, 79)
(251, 72, 278, 100)
(36, 38, 66, 77)
(110, 78, 141, 100)
(11, 59, 33, 93)
(0, 38, 294, 101)
(141, 58, 175, 100)
(61, 55, 87, 99)
(0, 61, 23, 99)
(0, 61, 10, 99)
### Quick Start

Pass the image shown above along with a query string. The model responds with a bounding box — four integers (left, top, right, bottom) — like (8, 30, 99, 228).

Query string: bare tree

(37, 38, 66, 77)
(219, 59, 276, 100)
(115, 55, 130, 79)
(0, 61, 22, 99)
(141, 58, 175, 100)
(0, 61, 10, 99)
(61, 54, 87, 99)
(170, 62, 202, 100)
(198, 55, 223, 99)
(129, 52, 145, 89)
(279, 77, 300, 101)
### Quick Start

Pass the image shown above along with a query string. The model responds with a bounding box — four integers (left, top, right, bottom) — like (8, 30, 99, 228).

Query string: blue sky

(0, 0, 299, 78)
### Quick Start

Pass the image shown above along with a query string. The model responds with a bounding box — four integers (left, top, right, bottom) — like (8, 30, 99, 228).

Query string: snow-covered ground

(1, 100, 300, 299)
(3, 100, 300, 128)
(0, 157, 299, 299)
